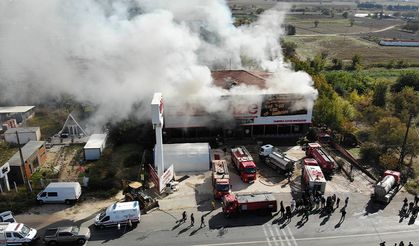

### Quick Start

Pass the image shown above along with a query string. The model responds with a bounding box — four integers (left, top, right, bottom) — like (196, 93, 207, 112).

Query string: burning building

(164, 70, 314, 140)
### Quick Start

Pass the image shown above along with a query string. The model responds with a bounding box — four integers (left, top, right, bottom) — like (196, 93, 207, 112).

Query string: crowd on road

(275, 191, 350, 228)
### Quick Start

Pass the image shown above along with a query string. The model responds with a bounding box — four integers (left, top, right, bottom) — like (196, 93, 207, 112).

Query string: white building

(0, 106, 35, 124)
(4, 127, 41, 145)
(160, 143, 211, 172)
(84, 134, 108, 161)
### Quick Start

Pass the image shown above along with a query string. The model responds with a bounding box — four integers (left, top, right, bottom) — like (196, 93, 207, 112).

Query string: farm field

(284, 35, 419, 64)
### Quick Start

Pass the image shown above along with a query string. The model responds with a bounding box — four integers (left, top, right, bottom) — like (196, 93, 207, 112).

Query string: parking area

(158, 144, 375, 211)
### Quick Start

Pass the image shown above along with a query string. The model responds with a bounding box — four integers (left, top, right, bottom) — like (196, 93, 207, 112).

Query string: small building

(84, 134, 107, 161)
(161, 143, 211, 172)
(4, 127, 41, 145)
(0, 106, 35, 124)
(6, 141, 47, 185)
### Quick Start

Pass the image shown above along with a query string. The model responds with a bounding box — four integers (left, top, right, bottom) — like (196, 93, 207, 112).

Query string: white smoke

(0, 0, 316, 129)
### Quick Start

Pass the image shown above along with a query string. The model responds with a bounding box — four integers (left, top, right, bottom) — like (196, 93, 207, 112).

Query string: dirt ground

(42, 145, 83, 181)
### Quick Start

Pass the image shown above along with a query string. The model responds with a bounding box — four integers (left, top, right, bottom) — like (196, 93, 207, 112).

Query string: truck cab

(259, 144, 274, 158)
(0, 222, 38, 245)
(239, 162, 256, 183)
(231, 147, 257, 183)
(221, 194, 238, 217)
(213, 179, 230, 199)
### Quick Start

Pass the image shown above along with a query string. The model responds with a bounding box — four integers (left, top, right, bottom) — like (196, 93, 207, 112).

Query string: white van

(36, 182, 82, 205)
(94, 201, 140, 229)
(0, 222, 38, 245)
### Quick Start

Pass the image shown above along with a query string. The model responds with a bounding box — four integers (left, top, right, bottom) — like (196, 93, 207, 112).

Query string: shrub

(360, 142, 381, 165)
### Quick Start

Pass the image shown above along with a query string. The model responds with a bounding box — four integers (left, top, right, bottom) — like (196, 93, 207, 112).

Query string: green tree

(360, 142, 381, 165)
(342, 11, 349, 18)
(331, 58, 343, 70)
(379, 151, 399, 170)
(256, 8, 264, 15)
(373, 117, 405, 151)
(372, 82, 388, 107)
(350, 54, 363, 70)
(314, 20, 319, 28)
(392, 71, 419, 92)
(362, 105, 391, 125)
(281, 41, 297, 59)
(391, 87, 419, 121)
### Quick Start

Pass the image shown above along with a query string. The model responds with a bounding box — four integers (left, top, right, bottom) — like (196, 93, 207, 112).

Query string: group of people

(380, 241, 414, 246)
(400, 195, 419, 219)
(277, 192, 349, 224)
(179, 211, 206, 228)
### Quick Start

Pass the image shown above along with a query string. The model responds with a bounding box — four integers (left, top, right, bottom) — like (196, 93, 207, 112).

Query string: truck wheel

(99, 225, 105, 230)
(48, 241, 57, 245)
(22, 243, 29, 246)
(37, 200, 44, 205)
(77, 238, 86, 245)
(65, 199, 71, 205)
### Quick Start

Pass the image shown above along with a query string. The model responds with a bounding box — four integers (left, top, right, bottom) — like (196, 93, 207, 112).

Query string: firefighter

(403, 197, 408, 206)
(182, 211, 187, 223)
(280, 201, 285, 217)
(190, 213, 195, 226)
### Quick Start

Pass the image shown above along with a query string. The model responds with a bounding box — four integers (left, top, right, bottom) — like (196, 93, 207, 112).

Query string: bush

(123, 153, 141, 167)
(360, 142, 381, 165)
(86, 188, 119, 199)
(0, 192, 37, 214)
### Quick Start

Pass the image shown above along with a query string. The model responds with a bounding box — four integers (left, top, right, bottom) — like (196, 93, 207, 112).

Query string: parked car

(36, 182, 82, 205)
(43, 226, 90, 245)
(0, 211, 16, 223)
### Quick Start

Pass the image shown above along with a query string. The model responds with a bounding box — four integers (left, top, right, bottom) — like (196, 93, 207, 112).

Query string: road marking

(274, 226, 284, 246)
(262, 224, 272, 246)
(191, 228, 419, 246)
(286, 226, 298, 246)
(279, 228, 292, 246)
(267, 225, 279, 246)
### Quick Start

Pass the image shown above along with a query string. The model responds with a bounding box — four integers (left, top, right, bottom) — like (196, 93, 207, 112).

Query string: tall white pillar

(151, 93, 165, 178)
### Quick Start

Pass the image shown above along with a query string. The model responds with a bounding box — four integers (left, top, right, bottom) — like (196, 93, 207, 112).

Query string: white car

(0, 211, 16, 223)
(0, 222, 38, 246)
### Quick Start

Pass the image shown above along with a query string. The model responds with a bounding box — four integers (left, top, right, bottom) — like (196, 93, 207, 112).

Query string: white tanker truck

(371, 170, 401, 204)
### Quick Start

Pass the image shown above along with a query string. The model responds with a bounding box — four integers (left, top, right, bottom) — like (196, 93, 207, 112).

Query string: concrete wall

(161, 143, 210, 172)
(4, 128, 41, 144)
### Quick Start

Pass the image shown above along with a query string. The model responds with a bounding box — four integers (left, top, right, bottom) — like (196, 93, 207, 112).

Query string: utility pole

(16, 131, 31, 192)
(398, 114, 413, 171)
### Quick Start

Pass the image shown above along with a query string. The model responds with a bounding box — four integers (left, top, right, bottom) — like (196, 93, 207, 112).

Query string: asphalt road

(24, 192, 419, 246)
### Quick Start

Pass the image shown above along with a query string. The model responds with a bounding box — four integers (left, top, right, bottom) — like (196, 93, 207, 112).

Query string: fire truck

(371, 170, 401, 204)
(212, 160, 231, 199)
(222, 192, 277, 217)
(306, 143, 335, 173)
(231, 146, 257, 183)
(302, 165, 326, 194)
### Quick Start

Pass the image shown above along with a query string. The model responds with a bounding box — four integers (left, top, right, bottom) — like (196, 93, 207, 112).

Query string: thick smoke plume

(0, 0, 316, 130)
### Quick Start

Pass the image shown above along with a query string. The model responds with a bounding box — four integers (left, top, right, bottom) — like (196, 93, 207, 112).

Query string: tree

(256, 8, 264, 15)
(362, 105, 391, 125)
(372, 82, 388, 107)
(331, 58, 343, 70)
(281, 41, 297, 59)
(350, 54, 362, 70)
(373, 117, 405, 151)
(379, 151, 399, 170)
(286, 24, 296, 35)
(350, 18, 355, 27)
(343, 11, 349, 18)
(360, 142, 381, 165)
(392, 71, 419, 92)
(314, 20, 319, 28)
(391, 87, 419, 121)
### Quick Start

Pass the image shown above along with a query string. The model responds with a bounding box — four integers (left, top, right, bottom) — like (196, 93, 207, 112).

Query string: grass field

(284, 35, 419, 64)
(26, 108, 68, 139)
(0, 142, 17, 165)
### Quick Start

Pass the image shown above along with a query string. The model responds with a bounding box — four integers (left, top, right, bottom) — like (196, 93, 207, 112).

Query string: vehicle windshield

(216, 184, 230, 192)
(98, 212, 106, 220)
(71, 227, 80, 235)
(245, 167, 256, 174)
(20, 225, 31, 237)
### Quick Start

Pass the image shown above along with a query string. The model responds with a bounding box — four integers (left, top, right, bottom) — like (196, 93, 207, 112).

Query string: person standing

(321, 196, 326, 208)
(336, 197, 341, 208)
(408, 242, 413, 246)
(399, 241, 405, 246)
(280, 201, 285, 217)
(291, 199, 296, 213)
(190, 213, 195, 226)
(414, 194, 418, 206)
(182, 211, 187, 223)
(345, 197, 349, 206)
(200, 215, 205, 228)
(340, 208, 347, 223)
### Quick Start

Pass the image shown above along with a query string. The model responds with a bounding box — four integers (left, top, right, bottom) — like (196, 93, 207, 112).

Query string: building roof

(7, 141, 45, 167)
(163, 143, 210, 155)
(0, 106, 35, 114)
(211, 70, 270, 89)
(84, 134, 107, 149)
(4, 127, 40, 134)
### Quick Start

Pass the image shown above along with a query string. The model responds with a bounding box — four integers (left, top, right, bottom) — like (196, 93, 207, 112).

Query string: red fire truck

(306, 143, 335, 173)
(302, 165, 326, 194)
(231, 146, 257, 183)
(212, 160, 231, 199)
(222, 192, 277, 217)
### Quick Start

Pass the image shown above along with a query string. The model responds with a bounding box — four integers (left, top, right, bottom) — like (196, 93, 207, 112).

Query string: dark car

(43, 226, 90, 245)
